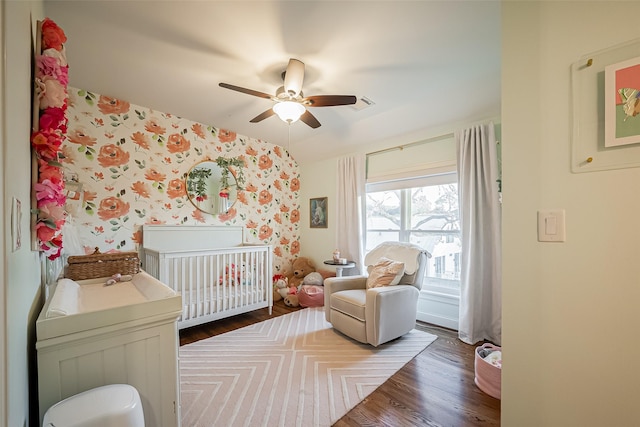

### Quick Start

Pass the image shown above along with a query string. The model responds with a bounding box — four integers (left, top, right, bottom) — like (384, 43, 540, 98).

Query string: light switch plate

(537, 209, 566, 242)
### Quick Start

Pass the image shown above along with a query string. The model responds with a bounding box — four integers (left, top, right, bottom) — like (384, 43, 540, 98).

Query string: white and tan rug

(179, 306, 437, 427)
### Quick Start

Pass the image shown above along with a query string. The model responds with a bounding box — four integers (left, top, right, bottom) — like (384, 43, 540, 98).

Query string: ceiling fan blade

(302, 95, 357, 107)
(249, 108, 276, 123)
(219, 82, 273, 100)
(283, 59, 305, 97)
(299, 110, 321, 129)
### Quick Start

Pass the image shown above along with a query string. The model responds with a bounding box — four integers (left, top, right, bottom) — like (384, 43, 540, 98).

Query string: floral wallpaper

(61, 87, 301, 272)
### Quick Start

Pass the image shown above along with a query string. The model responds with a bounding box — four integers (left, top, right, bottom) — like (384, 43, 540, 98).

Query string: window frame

(365, 169, 461, 296)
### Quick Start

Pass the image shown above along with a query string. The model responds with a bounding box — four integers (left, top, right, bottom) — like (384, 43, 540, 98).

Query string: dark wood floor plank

(179, 301, 501, 426)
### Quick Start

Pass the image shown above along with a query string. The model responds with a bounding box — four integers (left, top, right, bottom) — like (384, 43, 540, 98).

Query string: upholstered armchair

(324, 242, 430, 347)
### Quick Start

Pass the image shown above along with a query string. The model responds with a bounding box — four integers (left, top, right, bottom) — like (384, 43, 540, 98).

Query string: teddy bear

(283, 293, 299, 307)
(287, 257, 316, 289)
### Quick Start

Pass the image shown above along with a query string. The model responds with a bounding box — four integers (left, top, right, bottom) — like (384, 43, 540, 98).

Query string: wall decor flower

(30, 18, 68, 260)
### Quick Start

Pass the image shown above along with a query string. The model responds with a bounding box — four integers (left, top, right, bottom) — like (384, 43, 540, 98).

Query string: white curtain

(336, 155, 366, 274)
(456, 122, 502, 345)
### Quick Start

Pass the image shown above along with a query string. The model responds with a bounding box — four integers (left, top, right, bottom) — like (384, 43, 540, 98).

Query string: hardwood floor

(179, 302, 501, 427)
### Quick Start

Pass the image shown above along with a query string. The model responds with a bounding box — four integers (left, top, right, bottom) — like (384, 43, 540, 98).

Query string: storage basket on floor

(474, 343, 502, 399)
(67, 249, 140, 280)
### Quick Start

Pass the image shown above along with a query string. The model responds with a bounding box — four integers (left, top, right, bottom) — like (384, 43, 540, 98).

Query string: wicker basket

(67, 249, 140, 280)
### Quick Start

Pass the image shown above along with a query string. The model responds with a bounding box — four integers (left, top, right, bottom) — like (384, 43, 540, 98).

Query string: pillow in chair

(366, 257, 405, 289)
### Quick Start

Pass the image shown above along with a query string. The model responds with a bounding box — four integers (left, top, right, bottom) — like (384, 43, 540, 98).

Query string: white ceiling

(44, 0, 501, 163)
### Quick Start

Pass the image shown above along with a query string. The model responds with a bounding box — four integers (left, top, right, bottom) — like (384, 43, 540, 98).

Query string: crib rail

(142, 245, 272, 329)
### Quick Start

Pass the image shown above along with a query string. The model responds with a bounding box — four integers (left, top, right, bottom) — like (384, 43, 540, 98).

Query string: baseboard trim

(417, 290, 459, 330)
(417, 311, 458, 330)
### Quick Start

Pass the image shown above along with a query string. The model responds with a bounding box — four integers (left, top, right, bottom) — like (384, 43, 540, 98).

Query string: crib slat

(234, 251, 240, 309)
(181, 257, 189, 320)
(197, 255, 203, 317)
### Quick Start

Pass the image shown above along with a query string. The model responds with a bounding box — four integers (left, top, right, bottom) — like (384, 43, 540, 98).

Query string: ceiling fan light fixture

(273, 101, 306, 123)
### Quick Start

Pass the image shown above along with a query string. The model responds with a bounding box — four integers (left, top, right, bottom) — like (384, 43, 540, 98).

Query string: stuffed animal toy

(287, 257, 316, 289)
(272, 274, 288, 302)
(302, 272, 323, 287)
(219, 262, 247, 286)
(283, 294, 299, 307)
(105, 273, 133, 286)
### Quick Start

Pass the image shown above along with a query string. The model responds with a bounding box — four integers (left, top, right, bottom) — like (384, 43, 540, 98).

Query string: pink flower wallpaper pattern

(61, 87, 301, 272)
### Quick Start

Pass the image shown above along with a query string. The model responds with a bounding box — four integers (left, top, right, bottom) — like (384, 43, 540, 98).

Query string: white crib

(141, 225, 272, 329)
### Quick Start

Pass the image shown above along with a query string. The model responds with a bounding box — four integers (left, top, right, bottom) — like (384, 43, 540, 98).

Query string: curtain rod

(366, 132, 455, 157)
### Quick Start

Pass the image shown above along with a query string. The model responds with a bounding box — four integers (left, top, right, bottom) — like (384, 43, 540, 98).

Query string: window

(435, 256, 445, 275)
(365, 172, 461, 295)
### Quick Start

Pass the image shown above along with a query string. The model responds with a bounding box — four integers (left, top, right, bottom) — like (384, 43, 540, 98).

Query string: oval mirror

(186, 160, 238, 214)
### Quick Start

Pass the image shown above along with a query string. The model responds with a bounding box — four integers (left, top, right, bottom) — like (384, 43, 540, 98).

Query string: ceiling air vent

(350, 96, 375, 111)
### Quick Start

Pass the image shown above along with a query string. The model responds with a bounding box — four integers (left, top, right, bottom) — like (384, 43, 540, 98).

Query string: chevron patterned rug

(179, 307, 437, 427)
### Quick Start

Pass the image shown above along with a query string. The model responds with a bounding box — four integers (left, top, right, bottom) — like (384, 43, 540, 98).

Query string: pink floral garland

(30, 18, 68, 260)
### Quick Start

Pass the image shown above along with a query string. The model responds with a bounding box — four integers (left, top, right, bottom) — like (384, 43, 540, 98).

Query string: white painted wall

(299, 157, 338, 269)
(2, 1, 45, 426)
(502, 2, 640, 425)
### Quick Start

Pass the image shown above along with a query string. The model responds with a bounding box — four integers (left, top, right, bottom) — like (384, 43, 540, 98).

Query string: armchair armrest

(324, 276, 367, 293)
(365, 285, 419, 346)
(365, 284, 419, 307)
(324, 276, 367, 322)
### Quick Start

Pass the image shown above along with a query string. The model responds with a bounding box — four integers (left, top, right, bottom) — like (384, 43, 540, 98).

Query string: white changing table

(36, 271, 183, 427)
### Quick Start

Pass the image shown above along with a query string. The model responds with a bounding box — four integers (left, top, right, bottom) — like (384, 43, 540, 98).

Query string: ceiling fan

(219, 59, 357, 129)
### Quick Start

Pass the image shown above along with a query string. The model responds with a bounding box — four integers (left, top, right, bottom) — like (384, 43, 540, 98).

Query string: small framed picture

(605, 55, 640, 147)
(310, 197, 328, 228)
